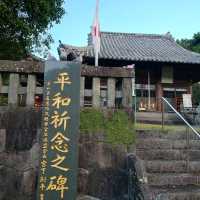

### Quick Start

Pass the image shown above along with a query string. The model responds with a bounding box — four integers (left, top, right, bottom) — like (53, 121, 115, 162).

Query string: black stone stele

(37, 61, 80, 200)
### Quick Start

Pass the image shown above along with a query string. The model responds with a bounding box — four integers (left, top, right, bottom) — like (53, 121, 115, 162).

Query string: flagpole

(96, 0, 99, 16)
(95, 0, 100, 67)
(92, 0, 100, 67)
(95, 49, 99, 67)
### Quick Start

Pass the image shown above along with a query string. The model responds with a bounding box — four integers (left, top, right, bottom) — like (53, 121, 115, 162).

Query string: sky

(49, 0, 200, 58)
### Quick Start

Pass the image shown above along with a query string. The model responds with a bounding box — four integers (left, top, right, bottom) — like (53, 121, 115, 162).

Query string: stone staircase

(136, 130, 200, 200)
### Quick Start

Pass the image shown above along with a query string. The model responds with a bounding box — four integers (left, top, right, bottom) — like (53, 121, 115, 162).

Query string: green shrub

(0, 95, 8, 106)
(80, 108, 135, 147)
(105, 110, 135, 147)
(80, 108, 104, 133)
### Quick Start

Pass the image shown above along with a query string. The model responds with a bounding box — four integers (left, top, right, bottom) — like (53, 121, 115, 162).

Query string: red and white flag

(92, 0, 101, 67)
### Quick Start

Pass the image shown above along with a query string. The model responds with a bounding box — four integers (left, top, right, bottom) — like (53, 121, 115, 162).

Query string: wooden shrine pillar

(156, 82, 163, 112)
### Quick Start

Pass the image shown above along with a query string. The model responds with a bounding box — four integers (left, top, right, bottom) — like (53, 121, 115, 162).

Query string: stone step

(136, 149, 200, 161)
(147, 173, 200, 187)
(136, 112, 185, 125)
(137, 130, 200, 140)
(149, 187, 200, 200)
(160, 192, 200, 200)
(136, 139, 200, 150)
(145, 161, 200, 173)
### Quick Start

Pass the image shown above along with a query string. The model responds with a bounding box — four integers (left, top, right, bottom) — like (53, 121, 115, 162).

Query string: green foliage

(0, 95, 8, 106)
(80, 108, 135, 147)
(192, 83, 200, 105)
(2, 73, 9, 85)
(178, 32, 200, 105)
(177, 39, 192, 50)
(80, 108, 104, 133)
(177, 32, 200, 53)
(0, 0, 65, 60)
(105, 110, 135, 147)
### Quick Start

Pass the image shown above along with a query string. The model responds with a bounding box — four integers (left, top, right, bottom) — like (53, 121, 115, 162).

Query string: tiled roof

(58, 43, 88, 61)
(86, 32, 200, 64)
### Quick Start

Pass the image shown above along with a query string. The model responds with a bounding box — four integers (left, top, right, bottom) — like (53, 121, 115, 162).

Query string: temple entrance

(163, 87, 187, 112)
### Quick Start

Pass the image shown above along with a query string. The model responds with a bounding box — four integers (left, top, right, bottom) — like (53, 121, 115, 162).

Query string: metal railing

(126, 154, 144, 200)
(161, 97, 200, 173)
(161, 97, 200, 139)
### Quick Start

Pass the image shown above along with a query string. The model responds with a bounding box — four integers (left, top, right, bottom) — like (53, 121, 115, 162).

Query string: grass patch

(105, 110, 135, 147)
(80, 108, 135, 147)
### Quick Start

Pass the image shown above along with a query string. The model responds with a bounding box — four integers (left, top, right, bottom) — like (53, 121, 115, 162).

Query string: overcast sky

(49, 0, 200, 58)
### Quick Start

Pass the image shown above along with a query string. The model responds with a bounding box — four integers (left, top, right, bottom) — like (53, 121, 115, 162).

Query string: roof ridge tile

(101, 31, 169, 39)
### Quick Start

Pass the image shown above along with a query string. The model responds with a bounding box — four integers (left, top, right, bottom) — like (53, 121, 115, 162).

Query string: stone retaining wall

(0, 109, 138, 200)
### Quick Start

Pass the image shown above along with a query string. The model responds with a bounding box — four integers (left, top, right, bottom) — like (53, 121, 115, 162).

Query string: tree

(177, 32, 200, 53)
(0, 0, 65, 60)
(177, 33, 200, 105)
(192, 83, 200, 105)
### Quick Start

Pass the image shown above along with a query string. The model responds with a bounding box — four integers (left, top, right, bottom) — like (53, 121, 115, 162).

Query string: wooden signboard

(37, 61, 80, 200)
(183, 94, 192, 108)
(162, 66, 173, 84)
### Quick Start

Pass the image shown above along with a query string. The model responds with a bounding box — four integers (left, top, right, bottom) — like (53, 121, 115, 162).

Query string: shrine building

(58, 31, 200, 112)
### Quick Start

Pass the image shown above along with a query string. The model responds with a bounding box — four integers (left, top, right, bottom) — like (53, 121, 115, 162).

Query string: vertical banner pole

(37, 61, 80, 200)
(148, 71, 151, 110)
(131, 66, 136, 124)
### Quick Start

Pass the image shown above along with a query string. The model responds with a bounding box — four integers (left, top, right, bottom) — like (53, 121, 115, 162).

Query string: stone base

(77, 195, 101, 200)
